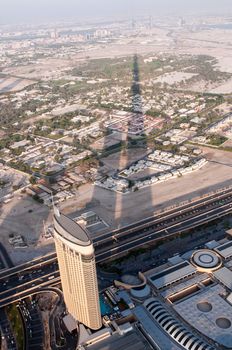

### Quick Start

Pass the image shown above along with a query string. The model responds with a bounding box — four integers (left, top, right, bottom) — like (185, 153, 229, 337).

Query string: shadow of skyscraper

(84, 54, 153, 239)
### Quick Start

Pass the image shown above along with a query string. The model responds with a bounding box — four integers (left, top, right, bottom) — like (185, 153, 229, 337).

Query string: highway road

(96, 199, 232, 262)
(94, 186, 232, 245)
(0, 187, 232, 307)
(95, 187, 232, 261)
(0, 252, 57, 280)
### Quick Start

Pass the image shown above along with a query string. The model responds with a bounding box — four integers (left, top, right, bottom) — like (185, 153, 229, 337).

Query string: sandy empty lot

(154, 72, 197, 85)
(210, 78, 232, 94)
(3, 58, 73, 80)
(0, 194, 52, 264)
(60, 146, 232, 231)
(0, 76, 35, 93)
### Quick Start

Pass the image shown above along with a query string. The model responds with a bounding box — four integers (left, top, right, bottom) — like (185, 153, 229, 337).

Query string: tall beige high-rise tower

(53, 208, 102, 330)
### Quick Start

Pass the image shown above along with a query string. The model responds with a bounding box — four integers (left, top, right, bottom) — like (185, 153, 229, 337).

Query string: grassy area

(6, 304, 25, 350)
(208, 134, 228, 146)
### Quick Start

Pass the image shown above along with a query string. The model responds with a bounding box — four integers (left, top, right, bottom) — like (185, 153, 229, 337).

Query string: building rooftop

(161, 273, 209, 299)
(63, 315, 77, 333)
(214, 241, 232, 259)
(131, 242, 232, 350)
(81, 211, 97, 219)
(133, 305, 182, 350)
(85, 329, 151, 350)
(191, 249, 222, 271)
(205, 240, 220, 250)
(213, 267, 232, 291)
(143, 298, 214, 350)
(148, 261, 196, 289)
(174, 284, 232, 349)
(54, 211, 91, 246)
(130, 285, 151, 299)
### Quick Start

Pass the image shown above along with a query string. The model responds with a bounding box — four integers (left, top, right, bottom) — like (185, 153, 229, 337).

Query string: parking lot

(0, 308, 17, 350)
(19, 298, 44, 349)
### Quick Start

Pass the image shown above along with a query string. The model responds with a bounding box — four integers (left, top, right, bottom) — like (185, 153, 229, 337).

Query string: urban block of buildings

(79, 235, 232, 350)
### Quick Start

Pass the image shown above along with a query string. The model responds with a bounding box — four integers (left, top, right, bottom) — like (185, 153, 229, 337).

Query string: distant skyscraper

(132, 18, 136, 29)
(50, 29, 59, 39)
(178, 17, 185, 27)
(53, 208, 102, 330)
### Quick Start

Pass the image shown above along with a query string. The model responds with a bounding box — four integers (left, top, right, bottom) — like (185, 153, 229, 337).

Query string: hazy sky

(1, 0, 232, 24)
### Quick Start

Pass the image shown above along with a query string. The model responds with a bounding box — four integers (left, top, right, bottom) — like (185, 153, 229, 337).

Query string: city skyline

(1, 0, 232, 25)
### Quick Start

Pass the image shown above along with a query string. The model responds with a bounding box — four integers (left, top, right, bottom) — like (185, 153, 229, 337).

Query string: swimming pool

(99, 295, 112, 316)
